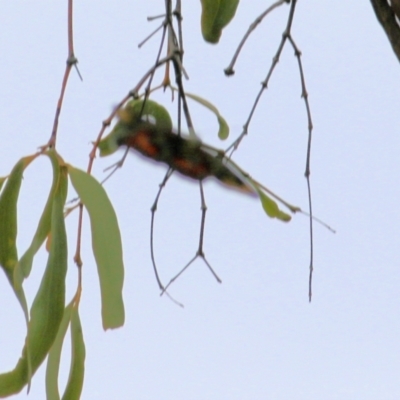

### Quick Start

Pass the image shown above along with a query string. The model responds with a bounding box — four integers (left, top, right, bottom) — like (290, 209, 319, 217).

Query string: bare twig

(287, 35, 315, 301)
(173, 0, 184, 57)
(226, 0, 298, 155)
(162, 181, 221, 294)
(149, 169, 184, 307)
(46, 0, 80, 150)
(139, 20, 168, 116)
(138, 22, 165, 48)
(225, 0, 318, 300)
(147, 14, 166, 21)
(224, 0, 289, 76)
(150, 168, 174, 291)
(101, 148, 130, 185)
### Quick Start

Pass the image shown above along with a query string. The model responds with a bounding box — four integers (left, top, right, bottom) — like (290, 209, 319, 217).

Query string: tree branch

(370, 0, 400, 63)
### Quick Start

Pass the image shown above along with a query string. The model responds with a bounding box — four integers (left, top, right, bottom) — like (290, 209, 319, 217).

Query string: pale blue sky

(0, 1, 399, 399)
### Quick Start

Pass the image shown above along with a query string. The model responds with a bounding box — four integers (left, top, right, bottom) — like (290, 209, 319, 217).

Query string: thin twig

(224, 0, 289, 76)
(139, 21, 168, 117)
(197, 181, 222, 283)
(101, 148, 130, 185)
(287, 34, 315, 300)
(226, 0, 298, 156)
(138, 22, 165, 48)
(150, 168, 174, 290)
(147, 14, 166, 21)
(173, 0, 184, 62)
(149, 169, 184, 307)
(162, 181, 221, 294)
(224, 1, 317, 299)
(46, 0, 79, 149)
(167, 21, 194, 137)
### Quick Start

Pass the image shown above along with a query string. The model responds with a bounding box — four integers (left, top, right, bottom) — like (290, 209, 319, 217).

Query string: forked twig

(101, 148, 130, 185)
(162, 181, 221, 294)
(224, 0, 317, 300)
(226, 0, 298, 156)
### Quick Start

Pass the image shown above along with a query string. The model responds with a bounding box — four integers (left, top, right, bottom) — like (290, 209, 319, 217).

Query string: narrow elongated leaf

(62, 307, 85, 400)
(257, 189, 292, 222)
(17, 150, 61, 281)
(68, 166, 124, 330)
(0, 155, 36, 277)
(0, 166, 68, 397)
(183, 92, 229, 140)
(46, 303, 86, 400)
(46, 303, 73, 400)
(0, 156, 37, 348)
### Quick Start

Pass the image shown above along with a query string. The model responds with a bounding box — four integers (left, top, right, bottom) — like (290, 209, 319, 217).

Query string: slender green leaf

(62, 307, 85, 400)
(46, 303, 73, 400)
(257, 189, 292, 222)
(68, 166, 125, 330)
(0, 156, 37, 357)
(201, 0, 240, 43)
(184, 92, 229, 140)
(0, 155, 36, 277)
(17, 150, 61, 281)
(0, 166, 68, 397)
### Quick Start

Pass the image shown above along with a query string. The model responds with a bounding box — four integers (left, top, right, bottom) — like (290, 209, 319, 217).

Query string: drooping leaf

(183, 91, 229, 140)
(0, 156, 37, 343)
(17, 150, 62, 283)
(0, 165, 68, 397)
(0, 155, 36, 278)
(98, 99, 172, 156)
(61, 307, 85, 400)
(201, 0, 240, 44)
(257, 189, 292, 222)
(46, 303, 73, 400)
(67, 165, 125, 330)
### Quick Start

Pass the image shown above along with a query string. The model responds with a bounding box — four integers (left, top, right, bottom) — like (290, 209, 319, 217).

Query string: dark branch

(370, 0, 400, 63)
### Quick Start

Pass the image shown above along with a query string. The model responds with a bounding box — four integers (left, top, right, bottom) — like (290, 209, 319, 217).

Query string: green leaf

(0, 165, 68, 397)
(98, 99, 172, 156)
(46, 302, 86, 400)
(201, 0, 240, 44)
(17, 150, 61, 283)
(46, 303, 73, 400)
(62, 307, 85, 400)
(0, 156, 37, 353)
(68, 165, 125, 330)
(0, 155, 36, 277)
(184, 92, 229, 140)
(257, 189, 292, 222)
